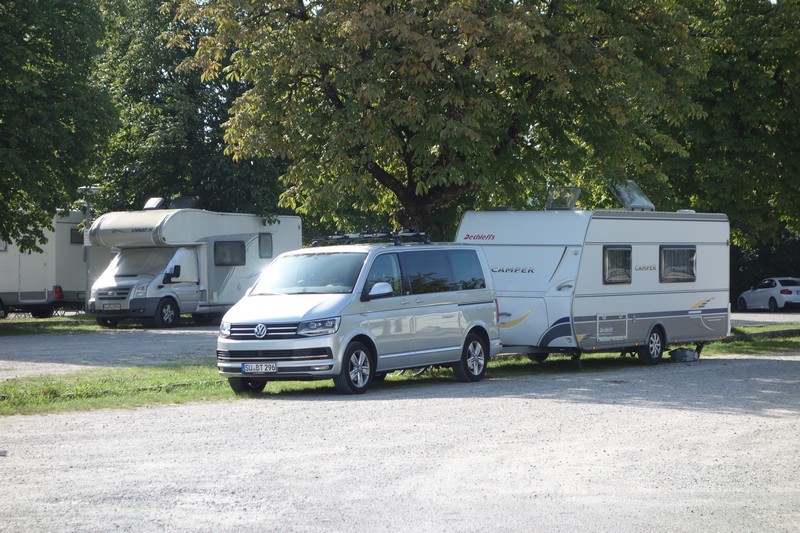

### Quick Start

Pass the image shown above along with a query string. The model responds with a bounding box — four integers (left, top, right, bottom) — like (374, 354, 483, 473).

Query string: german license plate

(242, 363, 277, 373)
(103, 304, 121, 311)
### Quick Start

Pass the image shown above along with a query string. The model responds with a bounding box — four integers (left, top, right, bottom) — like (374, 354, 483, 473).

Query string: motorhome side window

(258, 233, 273, 259)
(365, 253, 403, 296)
(403, 251, 454, 294)
(603, 246, 632, 284)
(448, 250, 486, 290)
(215, 241, 246, 266)
(660, 246, 696, 283)
(70, 228, 83, 245)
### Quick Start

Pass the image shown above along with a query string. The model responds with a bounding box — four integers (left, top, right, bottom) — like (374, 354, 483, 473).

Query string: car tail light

(54, 285, 64, 300)
(780, 289, 792, 295)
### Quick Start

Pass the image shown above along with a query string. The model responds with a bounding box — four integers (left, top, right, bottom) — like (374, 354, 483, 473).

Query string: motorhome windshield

(251, 252, 367, 295)
(110, 248, 176, 277)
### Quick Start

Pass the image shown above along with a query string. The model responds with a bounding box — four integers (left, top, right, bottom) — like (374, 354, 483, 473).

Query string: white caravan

(455, 209, 730, 364)
(87, 208, 302, 327)
(0, 211, 111, 318)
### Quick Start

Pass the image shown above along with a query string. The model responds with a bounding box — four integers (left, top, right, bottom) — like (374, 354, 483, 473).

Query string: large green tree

(90, 0, 285, 216)
(0, 0, 112, 251)
(171, 0, 705, 237)
(660, 0, 800, 248)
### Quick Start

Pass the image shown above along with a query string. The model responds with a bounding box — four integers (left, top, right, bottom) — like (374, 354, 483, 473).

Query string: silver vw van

(217, 242, 501, 394)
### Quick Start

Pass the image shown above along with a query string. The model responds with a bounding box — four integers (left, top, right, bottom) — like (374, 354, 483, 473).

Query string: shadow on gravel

(247, 354, 800, 418)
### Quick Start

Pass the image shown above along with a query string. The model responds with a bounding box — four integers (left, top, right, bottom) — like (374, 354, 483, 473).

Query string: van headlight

(219, 321, 231, 338)
(297, 317, 340, 336)
(132, 283, 148, 299)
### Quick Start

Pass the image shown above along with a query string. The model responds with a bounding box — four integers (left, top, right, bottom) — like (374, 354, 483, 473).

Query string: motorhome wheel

(228, 377, 267, 394)
(334, 341, 373, 394)
(153, 298, 179, 328)
(453, 332, 488, 382)
(638, 327, 665, 365)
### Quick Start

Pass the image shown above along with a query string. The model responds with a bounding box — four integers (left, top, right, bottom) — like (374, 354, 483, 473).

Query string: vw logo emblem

(254, 323, 268, 338)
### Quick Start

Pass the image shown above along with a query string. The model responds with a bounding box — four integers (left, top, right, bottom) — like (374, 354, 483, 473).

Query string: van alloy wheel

(334, 342, 372, 394)
(453, 333, 487, 382)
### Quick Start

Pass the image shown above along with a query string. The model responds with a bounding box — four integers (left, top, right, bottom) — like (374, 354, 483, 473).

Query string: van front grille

(95, 288, 130, 301)
(229, 323, 300, 340)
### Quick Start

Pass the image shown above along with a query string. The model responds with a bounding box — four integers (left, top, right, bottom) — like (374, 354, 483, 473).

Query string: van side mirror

(163, 265, 181, 284)
(366, 281, 393, 300)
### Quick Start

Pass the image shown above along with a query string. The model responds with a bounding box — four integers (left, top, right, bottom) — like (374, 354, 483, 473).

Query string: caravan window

(603, 246, 632, 284)
(215, 241, 246, 266)
(660, 246, 696, 283)
(259, 233, 273, 259)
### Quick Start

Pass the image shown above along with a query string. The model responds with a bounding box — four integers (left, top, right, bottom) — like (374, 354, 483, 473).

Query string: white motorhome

(87, 208, 302, 328)
(0, 211, 111, 318)
(455, 208, 730, 364)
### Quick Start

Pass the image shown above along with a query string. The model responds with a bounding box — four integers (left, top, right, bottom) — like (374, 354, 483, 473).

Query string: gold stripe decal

(501, 311, 531, 329)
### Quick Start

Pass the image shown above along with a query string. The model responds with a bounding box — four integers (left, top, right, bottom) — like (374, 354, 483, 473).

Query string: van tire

(96, 317, 119, 328)
(638, 327, 665, 365)
(228, 377, 267, 394)
(334, 341, 373, 394)
(453, 333, 488, 382)
(153, 298, 179, 328)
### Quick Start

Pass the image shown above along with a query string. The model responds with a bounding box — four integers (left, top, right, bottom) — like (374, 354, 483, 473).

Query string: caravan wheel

(638, 327, 665, 365)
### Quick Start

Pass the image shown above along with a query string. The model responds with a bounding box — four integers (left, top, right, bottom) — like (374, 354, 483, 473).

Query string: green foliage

(0, 0, 113, 251)
(170, 0, 705, 238)
(660, 0, 800, 248)
(89, 0, 286, 216)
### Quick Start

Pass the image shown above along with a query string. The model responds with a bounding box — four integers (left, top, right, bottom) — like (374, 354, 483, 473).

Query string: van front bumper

(216, 337, 340, 379)
(88, 298, 159, 319)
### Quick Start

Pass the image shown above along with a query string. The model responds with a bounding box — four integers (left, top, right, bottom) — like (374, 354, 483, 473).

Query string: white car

(737, 277, 800, 312)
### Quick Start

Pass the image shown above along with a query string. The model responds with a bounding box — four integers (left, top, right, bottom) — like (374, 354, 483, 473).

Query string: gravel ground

(0, 315, 799, 531)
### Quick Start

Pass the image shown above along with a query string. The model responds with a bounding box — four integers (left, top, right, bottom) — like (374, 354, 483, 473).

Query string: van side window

(603, 246, 632, 284)
(660, 246, 696, 283)
(215, 241, 246, 266)
(365, 253, 403, 296)
(403, 251, 454, 294)
(447, 250, 486, 290)
(258, 233, 273, 258)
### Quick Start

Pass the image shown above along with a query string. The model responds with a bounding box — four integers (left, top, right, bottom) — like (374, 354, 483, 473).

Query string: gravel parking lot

(1, 316, 799, 532)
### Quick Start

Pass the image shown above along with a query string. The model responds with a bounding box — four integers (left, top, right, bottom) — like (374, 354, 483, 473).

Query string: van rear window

(448, 250, 486, 290)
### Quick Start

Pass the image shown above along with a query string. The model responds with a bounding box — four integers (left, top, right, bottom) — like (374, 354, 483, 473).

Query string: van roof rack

(311, 229, 430, 247)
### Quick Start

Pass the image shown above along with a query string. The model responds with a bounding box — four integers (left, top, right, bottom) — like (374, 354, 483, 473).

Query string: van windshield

(251, 252, 367, 295)
(111, 248, 176, 277)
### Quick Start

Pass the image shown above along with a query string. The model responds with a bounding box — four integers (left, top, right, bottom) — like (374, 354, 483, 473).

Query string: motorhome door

(165, 247, 201, 313)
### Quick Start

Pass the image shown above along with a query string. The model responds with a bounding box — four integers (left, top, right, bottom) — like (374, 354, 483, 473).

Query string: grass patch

(0, 314, 201, 336)
(2, 332, 798, 416)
